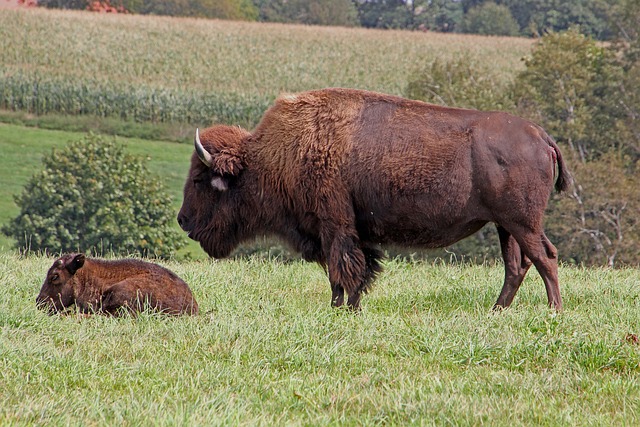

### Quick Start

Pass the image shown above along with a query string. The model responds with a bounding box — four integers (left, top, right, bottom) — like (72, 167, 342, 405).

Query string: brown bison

(178, 88, 570, 311)
(36, 254, 198, 315)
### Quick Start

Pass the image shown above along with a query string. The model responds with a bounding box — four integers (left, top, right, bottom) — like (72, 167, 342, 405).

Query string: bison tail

(545, 134, 571, 193)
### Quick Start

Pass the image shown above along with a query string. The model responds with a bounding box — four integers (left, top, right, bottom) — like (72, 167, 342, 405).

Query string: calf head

(177, 126, 251, 258)
(36, 253, 86, 313)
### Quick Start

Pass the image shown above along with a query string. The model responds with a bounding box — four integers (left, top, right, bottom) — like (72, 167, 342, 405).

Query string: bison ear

(211, 151, 243, 177)
(67, 253, 85, 275)
(195, 128, 245, 176)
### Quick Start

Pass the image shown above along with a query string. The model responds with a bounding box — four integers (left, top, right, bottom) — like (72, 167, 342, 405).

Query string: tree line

(36, 0, 622, 40)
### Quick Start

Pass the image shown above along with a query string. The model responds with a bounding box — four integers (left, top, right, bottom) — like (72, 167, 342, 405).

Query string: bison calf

(36, 254, 198, 316)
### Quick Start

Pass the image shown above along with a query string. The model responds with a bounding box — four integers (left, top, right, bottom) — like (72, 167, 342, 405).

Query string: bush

(406, 54, 514, 112)
(2, 133, 185, 258)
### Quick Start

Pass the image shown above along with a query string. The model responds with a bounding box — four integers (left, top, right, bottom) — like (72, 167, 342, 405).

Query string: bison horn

(194, 128, 213, 168)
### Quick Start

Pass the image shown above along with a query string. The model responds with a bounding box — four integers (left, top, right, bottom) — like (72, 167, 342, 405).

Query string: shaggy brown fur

(178, 88, 570, 310)
(36, 254, 198, 316)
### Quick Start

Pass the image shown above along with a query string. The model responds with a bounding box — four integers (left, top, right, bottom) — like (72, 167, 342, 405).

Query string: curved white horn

(194, 128, 213, 168)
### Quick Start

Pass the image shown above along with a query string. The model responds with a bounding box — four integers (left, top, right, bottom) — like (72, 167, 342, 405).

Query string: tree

(500, 0, 613, 39)
(354, 0, 412, 29)
(2, 134, 185, 258)
(354, 0, 462, 31)
(609, 0, 640, 160)
(546, 152, 640, 266)
(514, 28, 622, 161)
(514, 29, 640, 266)
(37, 0, 259, 20)
(256, 0, 358, 26)
(461, 2, 519, 36)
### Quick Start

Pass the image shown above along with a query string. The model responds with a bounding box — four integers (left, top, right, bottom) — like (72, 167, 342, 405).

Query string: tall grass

(0, 8, 533, 128)
(1, 252, 639, 425)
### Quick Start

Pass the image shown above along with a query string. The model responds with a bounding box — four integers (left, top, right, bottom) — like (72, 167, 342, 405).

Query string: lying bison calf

(36, 253, 198, 316)
(178, 88, 570, 311)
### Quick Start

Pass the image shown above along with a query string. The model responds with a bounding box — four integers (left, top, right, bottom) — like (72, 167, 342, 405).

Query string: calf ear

(67, 253, 86, 275)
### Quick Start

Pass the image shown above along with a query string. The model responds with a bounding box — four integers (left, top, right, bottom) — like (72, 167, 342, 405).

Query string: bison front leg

(325, 231, 384, 310)
(325, 231, 367, 310)
(331, 282, 345, 307)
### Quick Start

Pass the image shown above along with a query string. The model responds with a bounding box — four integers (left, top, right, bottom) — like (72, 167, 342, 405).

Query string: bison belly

(353, 192, 490, 248)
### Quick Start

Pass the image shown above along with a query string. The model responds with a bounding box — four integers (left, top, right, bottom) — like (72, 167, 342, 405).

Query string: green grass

(0, 8, 533, 128)
(0, 123, 201, 256)
(1, 253, 639, 425)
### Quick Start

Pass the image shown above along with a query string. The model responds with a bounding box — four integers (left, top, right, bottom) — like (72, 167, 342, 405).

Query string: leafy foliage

(546, 152, 639, 267)
(513, 27, 640, 266)
(355, 0, 463, 31)
(255, 0, 358, 26)
(463, 0, 614, 39)
(514, 29, 622, 161)
(2, 134, 185, 258)
(609, 0, 640, 160)
(37, 0, 259, 19)
(461, 2, 519, 36)
(406, 54, 514, 111)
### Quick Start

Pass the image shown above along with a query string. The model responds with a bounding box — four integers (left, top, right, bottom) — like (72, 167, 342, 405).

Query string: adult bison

(178, 88, 570, 311)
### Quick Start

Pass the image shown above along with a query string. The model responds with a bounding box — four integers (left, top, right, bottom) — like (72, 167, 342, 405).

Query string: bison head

(36, 253, 85, 314)
(177, 126, 252, 258)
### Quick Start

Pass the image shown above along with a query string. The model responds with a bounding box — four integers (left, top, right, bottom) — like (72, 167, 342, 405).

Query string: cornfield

(0, 8, 533, 128)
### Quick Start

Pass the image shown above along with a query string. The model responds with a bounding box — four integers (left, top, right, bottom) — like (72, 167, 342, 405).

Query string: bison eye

(193, 178, 206, 190)
(50, 273, 59, 282)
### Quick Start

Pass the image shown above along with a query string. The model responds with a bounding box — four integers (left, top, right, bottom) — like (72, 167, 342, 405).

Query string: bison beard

(178, 88, 570, 311)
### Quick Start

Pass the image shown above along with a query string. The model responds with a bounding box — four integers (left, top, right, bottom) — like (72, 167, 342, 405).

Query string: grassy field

(0, 8, 533, 128)
(1, 252, 639, 425)
(2, 11, 638, 424)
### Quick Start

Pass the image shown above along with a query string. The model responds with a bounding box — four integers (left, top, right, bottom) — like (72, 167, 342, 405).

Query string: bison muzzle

(178, 88, 570, 311)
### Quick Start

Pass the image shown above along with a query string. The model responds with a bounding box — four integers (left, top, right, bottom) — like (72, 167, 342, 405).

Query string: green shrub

(405, 54, 515, 112)
(1, 133, 185, 258)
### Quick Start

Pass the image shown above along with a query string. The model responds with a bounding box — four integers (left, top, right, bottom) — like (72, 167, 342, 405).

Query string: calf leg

(494, 225, 532, 309)
(101, 281, 150, 316)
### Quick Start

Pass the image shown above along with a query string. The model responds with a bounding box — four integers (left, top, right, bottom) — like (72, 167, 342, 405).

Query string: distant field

(0, 8, 532, 128)
(1, 253, 639, 425)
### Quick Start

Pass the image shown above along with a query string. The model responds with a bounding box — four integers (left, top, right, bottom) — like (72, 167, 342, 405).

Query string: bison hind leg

(496, 224, 562, 311)
(494, 225, 532, 310)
